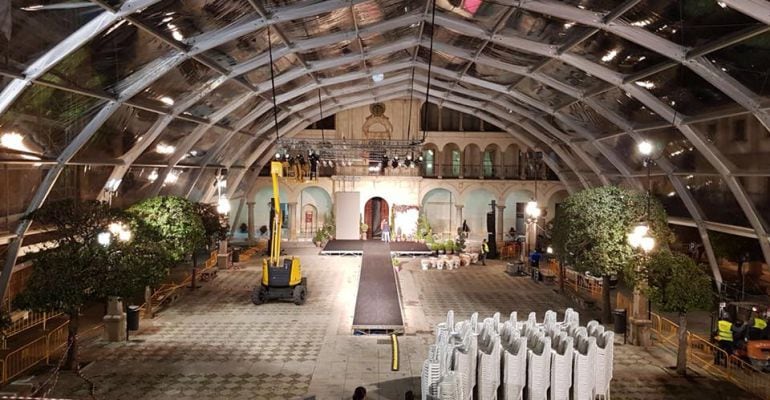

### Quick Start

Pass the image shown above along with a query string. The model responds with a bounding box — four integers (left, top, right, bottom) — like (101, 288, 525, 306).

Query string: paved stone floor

(48, 244, 757, 399)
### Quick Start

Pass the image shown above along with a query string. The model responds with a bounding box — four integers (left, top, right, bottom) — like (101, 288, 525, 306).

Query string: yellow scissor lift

(251, 161, 307, 305)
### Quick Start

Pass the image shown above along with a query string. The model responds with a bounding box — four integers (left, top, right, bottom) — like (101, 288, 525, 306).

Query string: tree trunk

(65, 310, 80, 371)
(559, 257, 565, 294)
(602, 275, 612, 323)
(677, 312, 688, 376)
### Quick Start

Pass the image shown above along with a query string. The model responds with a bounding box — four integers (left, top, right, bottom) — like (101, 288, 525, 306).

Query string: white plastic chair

(477, 321, 502, 400)
(549, 333, 574, 400)
(526, 335, 552, 400)
(594, 331, 614, 400)
(502, 335, 527, 400)
(572, 334, 597, 400)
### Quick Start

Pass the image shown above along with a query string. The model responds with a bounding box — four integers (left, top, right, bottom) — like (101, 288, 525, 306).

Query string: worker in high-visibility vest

(748, 314, 768, 340)
(715, 314, 735, 366)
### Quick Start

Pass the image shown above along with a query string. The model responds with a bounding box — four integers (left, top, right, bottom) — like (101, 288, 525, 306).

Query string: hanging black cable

(317, 88, 325, 143)
(420, 0, 438, 143)
(267, 26, 280, 141)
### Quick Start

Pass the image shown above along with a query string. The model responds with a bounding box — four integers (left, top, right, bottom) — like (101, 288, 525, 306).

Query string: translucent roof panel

(707, 31, 770, 100)
(74, 105, 159, 161)
(619, 0, 763, 47)
(4, 0, 770, 267)
(0, 85, 105, 158)
(0, 5, 101, 72)
(569, 30, 669, 74)
(40, 24, 177, 94)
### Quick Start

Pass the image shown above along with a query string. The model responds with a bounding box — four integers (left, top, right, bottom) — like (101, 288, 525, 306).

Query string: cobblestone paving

(49, 247, 758, 400)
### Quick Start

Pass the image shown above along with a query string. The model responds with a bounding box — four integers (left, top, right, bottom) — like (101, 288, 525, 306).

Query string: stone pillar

(247, 202, 255, 242)
(496, 205, 505, 247)
(288, 202, 298, 241)
(630, 281, 652, 346)
(435, 149, 442, 179)
(103, 297, 126, 342)
(217, 238, 229, 270)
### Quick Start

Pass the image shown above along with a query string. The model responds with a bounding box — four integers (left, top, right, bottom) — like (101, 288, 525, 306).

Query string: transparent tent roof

(1, 0, 770, 279)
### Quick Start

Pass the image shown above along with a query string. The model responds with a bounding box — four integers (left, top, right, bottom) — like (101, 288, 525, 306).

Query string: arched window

(424, 149, 435, 176)
(483, 151, 494, 177)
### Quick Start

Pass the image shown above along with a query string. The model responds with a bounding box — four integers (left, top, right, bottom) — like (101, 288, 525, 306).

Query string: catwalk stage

(320, 240, 431, 256)
(320, 240, 429, 334)
(352, 241, 405, 334)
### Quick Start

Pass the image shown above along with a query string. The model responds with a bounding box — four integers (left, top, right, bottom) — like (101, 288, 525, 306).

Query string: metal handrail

(2, 320, 69, 384)
(650, 311, 770, 399)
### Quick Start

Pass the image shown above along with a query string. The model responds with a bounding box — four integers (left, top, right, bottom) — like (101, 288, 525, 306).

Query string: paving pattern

(46, 245, 758, 400)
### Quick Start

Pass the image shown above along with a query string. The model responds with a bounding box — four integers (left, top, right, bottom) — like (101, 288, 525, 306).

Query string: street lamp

(524, 199, 541, 263)
(99, 222, 132, 247)
(215, 173, 230, 215)
(629, 139, 657, 326)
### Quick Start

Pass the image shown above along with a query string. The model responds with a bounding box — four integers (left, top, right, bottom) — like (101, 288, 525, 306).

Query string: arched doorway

(364, 197, 389, 240)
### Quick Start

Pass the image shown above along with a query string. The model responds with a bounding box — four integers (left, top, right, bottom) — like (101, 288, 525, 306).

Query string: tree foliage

(193, 202, 228, 246)
(128, 196, 205, 262)
(645, 250, 713, 314)
(551, 186, 670, 278)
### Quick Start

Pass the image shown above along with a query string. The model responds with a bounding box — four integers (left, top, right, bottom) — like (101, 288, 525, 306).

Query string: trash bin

(232, 248, 240, 263)
(127, 305, 140, 331)
(613, 308, 627, 334)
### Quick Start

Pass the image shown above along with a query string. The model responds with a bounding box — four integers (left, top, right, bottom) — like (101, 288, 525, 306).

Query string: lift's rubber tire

(293, 285, 306, 305)
(251, 286, 266, 305)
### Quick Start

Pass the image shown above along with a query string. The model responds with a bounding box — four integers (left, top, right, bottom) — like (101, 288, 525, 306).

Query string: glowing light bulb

(97, 232, 111, 247)
(638, 140, 653, 156)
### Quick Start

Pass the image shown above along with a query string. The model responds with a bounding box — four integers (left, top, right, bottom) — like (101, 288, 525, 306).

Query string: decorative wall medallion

(363, 102, 393, 139)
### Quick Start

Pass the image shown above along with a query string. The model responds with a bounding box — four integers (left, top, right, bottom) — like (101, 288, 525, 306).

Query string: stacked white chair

(477, 320, 502, 400)
(527, 334, 552, 400)
(501, 327, 527, 400)
(439, 370, 461, 400)
(572, 334, 597, 400)
(421, 311, 612, 400)
(549, 332, 574, 400)
(593, 330, 615, 400)
(422, 344, 442, 400)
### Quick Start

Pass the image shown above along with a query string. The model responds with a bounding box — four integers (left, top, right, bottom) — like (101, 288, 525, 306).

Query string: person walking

(381, 218, 390, 242)
(480, 238, 489, 265)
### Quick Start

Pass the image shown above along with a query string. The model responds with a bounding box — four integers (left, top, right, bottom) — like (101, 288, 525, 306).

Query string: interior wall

(422, 188, 453, 236)
(335, 191, 361, 240)
(463, 188, 496, 240)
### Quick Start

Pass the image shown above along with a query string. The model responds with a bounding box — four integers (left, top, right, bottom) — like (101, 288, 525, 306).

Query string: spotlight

(391, 159, 398, 168)
(405, 159, 412, 167)
(275, 152, 282, 159)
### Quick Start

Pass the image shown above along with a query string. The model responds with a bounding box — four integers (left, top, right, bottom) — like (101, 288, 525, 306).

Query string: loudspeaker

(486, 212, 498, 258)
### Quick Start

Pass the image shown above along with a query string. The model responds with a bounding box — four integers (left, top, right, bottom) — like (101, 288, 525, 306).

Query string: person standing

(381, 218, 390, 242)
(715, 313, 734, 366)
(480, 238, 489, 265)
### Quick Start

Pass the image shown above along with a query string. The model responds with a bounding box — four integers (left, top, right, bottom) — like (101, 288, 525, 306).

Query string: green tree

(14, 200, 171, 370)
(128, 196, 205, 263)
(193, 202, 228, 249)
(551, 186, 670, 322)
(644, 250, 713, 376)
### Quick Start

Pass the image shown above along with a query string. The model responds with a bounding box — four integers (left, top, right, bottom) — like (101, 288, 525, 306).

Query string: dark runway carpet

(352, 241, 403, 331)
(321, 240, 430, 256)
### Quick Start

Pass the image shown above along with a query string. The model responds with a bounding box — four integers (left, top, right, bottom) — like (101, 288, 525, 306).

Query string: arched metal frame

(3, 0, 770, 297)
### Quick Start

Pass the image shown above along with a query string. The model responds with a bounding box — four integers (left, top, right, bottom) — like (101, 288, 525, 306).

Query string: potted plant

(259, 225, 268, 237)
(360, 222, 369, 240)
(239, 223, 248, 234)
(445, 239, 455, 255)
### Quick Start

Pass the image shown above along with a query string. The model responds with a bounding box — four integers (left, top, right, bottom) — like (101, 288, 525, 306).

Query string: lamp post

(524, 199, 541, 265)
(627, 140, 656, 345)
(99, 222, 132, 342)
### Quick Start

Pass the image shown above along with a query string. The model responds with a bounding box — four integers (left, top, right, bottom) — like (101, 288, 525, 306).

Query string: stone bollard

(629, 317, 653, 347)
(103, 296, 127, 342)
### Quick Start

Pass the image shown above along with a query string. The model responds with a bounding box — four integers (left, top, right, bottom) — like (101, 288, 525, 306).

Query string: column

(496, 205, 505, 246)
(247, 201, 255, 242)
(217, 237, 229, 270)
(288, 202, 298, 241)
